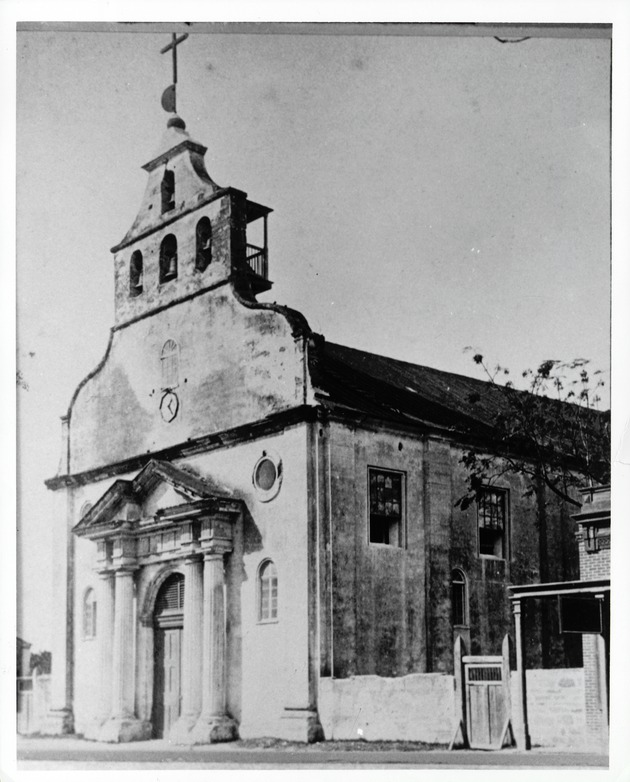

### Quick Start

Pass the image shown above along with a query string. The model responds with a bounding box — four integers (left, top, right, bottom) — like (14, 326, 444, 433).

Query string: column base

(82, 717, 107, 741)
(277, 709, 323, 743)
(189, 715, 238, 744)
(43, 708, 74, 736)
(168, 713, 201, 745)
(98, 716, 152, 743)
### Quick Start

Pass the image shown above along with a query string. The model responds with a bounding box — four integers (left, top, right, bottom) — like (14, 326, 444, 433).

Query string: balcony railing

(246, 244, 268, 279)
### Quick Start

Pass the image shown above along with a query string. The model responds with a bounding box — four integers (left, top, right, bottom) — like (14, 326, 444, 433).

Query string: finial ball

(167, 115, 186, 130)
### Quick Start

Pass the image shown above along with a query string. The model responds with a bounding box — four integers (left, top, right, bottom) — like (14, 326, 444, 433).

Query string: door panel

(164, 629, 182, 734)
(152, 626, 182, 738)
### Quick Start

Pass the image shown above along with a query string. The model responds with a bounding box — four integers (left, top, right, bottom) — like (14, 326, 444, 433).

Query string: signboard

(558, 595, 603, 634)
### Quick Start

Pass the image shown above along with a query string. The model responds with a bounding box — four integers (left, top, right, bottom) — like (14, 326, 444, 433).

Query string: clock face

(160, 390, 179, 422)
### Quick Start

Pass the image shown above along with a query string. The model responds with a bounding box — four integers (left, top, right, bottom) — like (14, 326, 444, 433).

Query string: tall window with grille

(368, 468, 405, 547)
(83, 588, 97, 639)
(477, 486, 508, 558)
(161, 339, 179, 390)
(451, 568, 468, 626)
(258, 560, 278, 622)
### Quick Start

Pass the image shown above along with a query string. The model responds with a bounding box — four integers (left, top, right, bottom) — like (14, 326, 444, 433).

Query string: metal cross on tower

(160, 33, 189, 113)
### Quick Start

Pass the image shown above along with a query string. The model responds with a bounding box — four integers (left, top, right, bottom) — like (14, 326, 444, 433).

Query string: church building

(44, 50, 583, 746)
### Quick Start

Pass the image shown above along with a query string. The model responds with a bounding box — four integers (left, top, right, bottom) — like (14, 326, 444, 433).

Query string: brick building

(44, 105, 588, 746)
(509, 486, 610, 752)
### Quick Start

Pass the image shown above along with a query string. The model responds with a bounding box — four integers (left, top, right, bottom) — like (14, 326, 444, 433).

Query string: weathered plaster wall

(323, 422, 427, 679)
(71, 475, 118, 735)
(68, 285, 306, 474)
(113, 192, 233, 326)
(185, 425, 312, 739)
(510, 668, 586, 749)
(318, 673, 454, 743)
(324, 423, 581, 680)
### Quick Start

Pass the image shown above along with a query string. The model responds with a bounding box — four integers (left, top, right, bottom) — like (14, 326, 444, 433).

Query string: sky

(14, 23, 612, 650)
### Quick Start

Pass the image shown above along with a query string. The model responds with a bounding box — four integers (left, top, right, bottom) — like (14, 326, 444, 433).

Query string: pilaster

(46, 423, 75, 735)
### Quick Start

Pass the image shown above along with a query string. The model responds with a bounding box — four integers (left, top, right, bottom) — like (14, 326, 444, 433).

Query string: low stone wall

(511, 668, 586, 749)
(318, 673, 454, 744)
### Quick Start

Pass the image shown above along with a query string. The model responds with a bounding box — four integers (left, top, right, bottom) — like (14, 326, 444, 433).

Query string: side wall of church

(320, 422, 428, 679)
(321, 421, 581, 681)
(68, 285, 307, 474)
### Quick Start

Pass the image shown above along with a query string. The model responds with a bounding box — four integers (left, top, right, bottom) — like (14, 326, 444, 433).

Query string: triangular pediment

(74, 459, 238, 537)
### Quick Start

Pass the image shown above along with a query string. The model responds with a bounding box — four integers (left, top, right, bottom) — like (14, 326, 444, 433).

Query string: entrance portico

(74, 459, 243, 743)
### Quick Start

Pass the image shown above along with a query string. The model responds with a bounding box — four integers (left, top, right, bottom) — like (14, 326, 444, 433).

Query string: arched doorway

(151, 572, 184, 738)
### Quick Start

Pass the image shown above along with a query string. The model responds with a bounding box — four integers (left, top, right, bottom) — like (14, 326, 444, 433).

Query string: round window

(253, 451, 282, 501)
(255, 458, 277, 492)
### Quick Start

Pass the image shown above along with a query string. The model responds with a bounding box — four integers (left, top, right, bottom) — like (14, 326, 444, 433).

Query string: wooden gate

(450, 635, 515, 750)
(464, 657, 505, 748)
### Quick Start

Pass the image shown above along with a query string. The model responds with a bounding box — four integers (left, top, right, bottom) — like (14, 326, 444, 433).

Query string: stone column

(83, 570, 115, 739)
(512, 599, 531, 750)
(191, 549, 236, 743)
(169, 556, 204, 743)
(99, 568, 150, 742)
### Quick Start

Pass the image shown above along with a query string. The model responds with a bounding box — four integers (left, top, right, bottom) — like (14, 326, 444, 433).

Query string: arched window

(83, 588, 97, 639)
(161, 339, 179, 389)
(129, 250, 143, 296)
(195, 216, 212, 272)
(258, 560, 278, 622)
(159, 234, 178, 283)
(451, 569, 468, 627)
(161, 169, 175, 213)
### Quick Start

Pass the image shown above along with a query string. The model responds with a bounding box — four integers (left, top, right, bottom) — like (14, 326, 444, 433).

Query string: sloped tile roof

(309, 340, 525, 436)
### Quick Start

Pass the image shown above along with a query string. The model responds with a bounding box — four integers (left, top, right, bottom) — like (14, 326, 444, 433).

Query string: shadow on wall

(226, 505, 263, 724)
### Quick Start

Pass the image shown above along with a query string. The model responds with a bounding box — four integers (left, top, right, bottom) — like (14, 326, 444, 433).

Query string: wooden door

(152, 627, 182, 738)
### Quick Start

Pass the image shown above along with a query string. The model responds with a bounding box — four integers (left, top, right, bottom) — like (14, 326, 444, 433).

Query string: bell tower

(110, 35, 272, 328)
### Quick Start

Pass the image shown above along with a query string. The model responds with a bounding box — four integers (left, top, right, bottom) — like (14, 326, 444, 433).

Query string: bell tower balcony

(244, 200, 272, 296)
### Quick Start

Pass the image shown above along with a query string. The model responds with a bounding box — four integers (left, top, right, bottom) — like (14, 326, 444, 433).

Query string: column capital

(202, 546, 231, 559)
(199, 516, 234, 554)
(113, 565, 139, 577)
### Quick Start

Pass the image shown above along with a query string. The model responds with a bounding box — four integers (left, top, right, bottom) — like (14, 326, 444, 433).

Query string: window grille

(452, 568, 468, 626)
(83, 588, 97, 638)
(477, 487, 508, 558)
(258, 560, 278, 622)
(369, 468, 404, 546)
